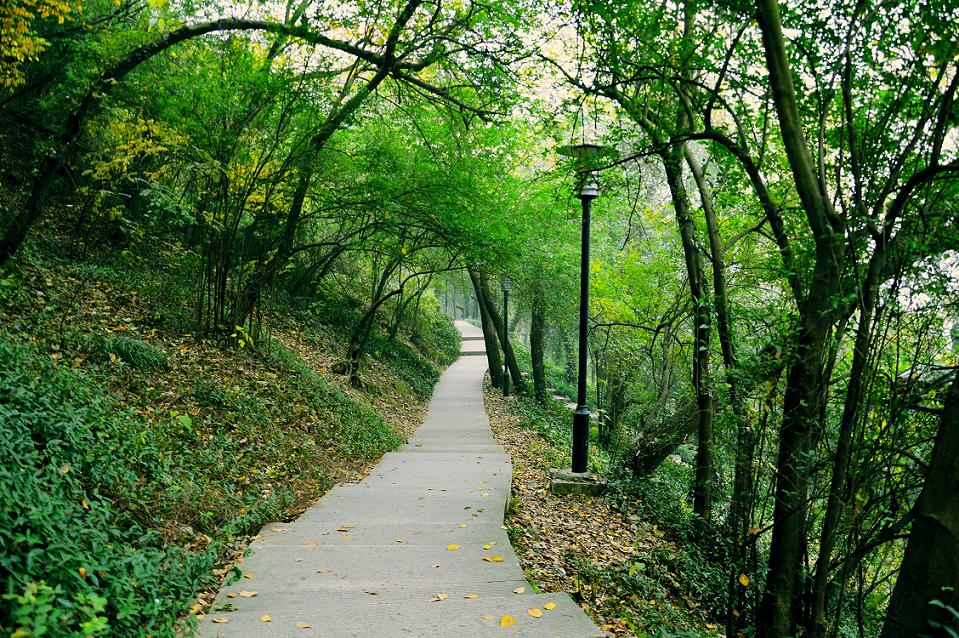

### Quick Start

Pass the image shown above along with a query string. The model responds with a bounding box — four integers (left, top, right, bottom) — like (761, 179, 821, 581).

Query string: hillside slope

(0, 246, 459, 637)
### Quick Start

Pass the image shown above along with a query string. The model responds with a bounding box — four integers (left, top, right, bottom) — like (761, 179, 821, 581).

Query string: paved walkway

(198, 321, 603, 637)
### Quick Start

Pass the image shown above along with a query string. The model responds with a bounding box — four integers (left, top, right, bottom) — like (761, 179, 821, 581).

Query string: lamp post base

(549, 468, 606, 496)
(571, 407, 590, 472)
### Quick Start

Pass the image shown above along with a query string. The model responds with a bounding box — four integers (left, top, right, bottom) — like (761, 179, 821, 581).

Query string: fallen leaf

(482, 544, 493, 550)
(243, 573, 253, 579)
(739, 573, 750, 587)
(336, 527, 351, 532)
(481, 615, 495, 621)
(342, 535, 350, 540)
(544, 602, 556, 611)
(239, 591, 257, 598)
(447, 544, 460, 551)
(78, 567, 87, 579)
(513, 587, 525, 594)
(458, 524, 467, 528)
(271, 528, 287, 532)
(528, 608, 543, 618)
(395, 539, 404, 543)
(500, 615, 516, 627)
(482, 556, 492, 562)
(429, 593, 449, 602)
(491, 555, 504, 562)
(317, 569, 332, 574)
(211, 618, 230, 624)
(295, 621, 311, 629)
(464, 594, 478, 599)
(226, 593, 237, 598)
(260, 615, 272, 623)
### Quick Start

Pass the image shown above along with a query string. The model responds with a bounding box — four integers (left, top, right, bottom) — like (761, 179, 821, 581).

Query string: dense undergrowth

(0, 241, 459, 637)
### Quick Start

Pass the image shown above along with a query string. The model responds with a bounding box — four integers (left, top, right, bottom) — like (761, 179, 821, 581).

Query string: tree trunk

(755, 0, 845, 632)
(881, 370, 959, 638)
(530, 287, 547, 406)
(468, 268, 503, 389)
(478, 273, 525, 395)
(808, 254, 882, 637)
(662, 146, 714, 528)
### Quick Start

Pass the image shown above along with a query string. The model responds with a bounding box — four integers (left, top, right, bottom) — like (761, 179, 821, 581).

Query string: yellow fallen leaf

(429, 593, 449, 602)
(481, 615, 495, 621)
(528, 608, 543, 618)
(295, 621, 311, 629)
(464, 594, 478, 599)
(491, 555, 504, 562)
(482, 556, 492, 562)
(458, 524, 467, 528)
(211, 618, 230, 624)
(336, 527, 351, 532)
(239, 591, 257, 598)
(706, 623, 716, 630)
(739, 573, 750, 587)
(260, 615, 272, 623)
(395, 539, 404, 543)
(500, 615, 516, 627)
(78, 567, 87, 579)
(544, 602, 556, 611)
(226, 592, 237, 598)
(271, 528, 287, 532)
(317, 569, 332, 574)
(447, 544, 460, 551)
(513, 587, 525, 594)
(342, 535, 350, 540)
(482, 544, 493, 550)
(244, 573, 253, 579)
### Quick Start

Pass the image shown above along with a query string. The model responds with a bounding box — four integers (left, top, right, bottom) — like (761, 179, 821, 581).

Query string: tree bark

(477, 273, 525, 395)
(662, 146, 714, 528)
(468, 268, 503, 389)
(530, 287, 547, 405)
(755, 0, 845, 633)
(881, 370, 959, 638)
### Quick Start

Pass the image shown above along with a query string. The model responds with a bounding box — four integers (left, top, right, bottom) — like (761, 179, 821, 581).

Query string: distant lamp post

(502, 275, 511, 397)
(558, 142, 613, 474)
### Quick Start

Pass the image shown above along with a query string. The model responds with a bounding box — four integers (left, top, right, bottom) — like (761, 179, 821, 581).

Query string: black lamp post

(558, 143, 610, 474)
(502, 275, 511, 397)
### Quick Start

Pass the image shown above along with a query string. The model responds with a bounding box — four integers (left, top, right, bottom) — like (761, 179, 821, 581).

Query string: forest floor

(485, 383, 723, 638)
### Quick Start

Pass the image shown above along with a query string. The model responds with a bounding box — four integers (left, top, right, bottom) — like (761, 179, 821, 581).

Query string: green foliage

(266, 338, 403, 460)
(0, 336, 216, 637)
(89, 335, 168, 369)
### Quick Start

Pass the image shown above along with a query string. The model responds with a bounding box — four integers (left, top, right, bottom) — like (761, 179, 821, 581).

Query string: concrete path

(198, 321, 604, 637)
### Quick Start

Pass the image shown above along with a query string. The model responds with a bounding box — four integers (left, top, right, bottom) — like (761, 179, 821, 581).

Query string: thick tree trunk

(755, 0, 845, 632)
(881, 370, 959, 638)
(468, 268, 503, 389)
(530, 288, 547, 406)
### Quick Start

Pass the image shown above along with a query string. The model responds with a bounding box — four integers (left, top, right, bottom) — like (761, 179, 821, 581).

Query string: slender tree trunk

(662, 146, 714, 528)
(478, 273, 525, 395)
(881, 370, 959, 638)
(530, 286, 547, 406)
(808, 255, 882, 637)
(468, 268, 503, 388)
(684, 147, 755, 633)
